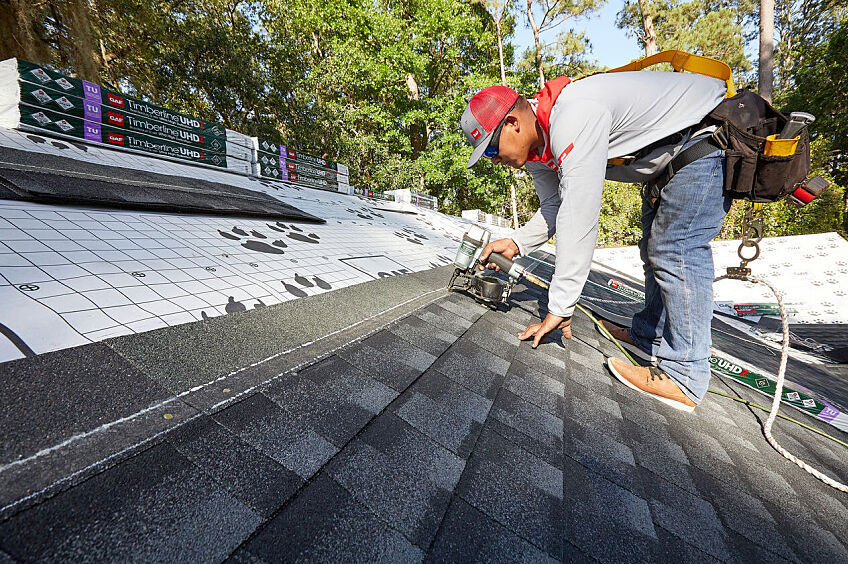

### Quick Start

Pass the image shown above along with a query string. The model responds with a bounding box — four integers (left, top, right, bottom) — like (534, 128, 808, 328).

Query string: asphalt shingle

(0, 443, 260, 562)
(4, 272, 848, 562)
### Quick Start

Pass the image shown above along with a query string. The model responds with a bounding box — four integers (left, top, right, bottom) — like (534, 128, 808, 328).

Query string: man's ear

(503, 114, 519, 131)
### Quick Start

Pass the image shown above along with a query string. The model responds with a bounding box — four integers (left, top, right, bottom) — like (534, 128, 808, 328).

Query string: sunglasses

(482, 100, 517, 159)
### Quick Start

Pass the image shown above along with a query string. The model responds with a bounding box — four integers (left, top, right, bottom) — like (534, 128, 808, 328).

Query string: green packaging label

(281, 158, 341, 180)
(708, 355, 842, 423)
(20, 106, 228, 168)
(20, 84, 226, 152)
(255, 138, 345, 173)
(17, 59, 226, 138)
(606, 278, 646, 301)
(258, 160, 289, 180)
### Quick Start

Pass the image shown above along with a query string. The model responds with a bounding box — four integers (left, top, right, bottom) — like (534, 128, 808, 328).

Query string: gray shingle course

(393, 389, 486, 458)
(457, 426, 564, 559)
(431, 340, 510, 399)
(415, 304, 474, 336)
(6, 268, 848, 562)
(166, 415, 302, 518)
(0, 443, 260, 562)
(0, 343, 172, 463)
(389, 315, 456, 357)
(263, 355, 396, 447)
(337, 338, 436, 392)
(504, 360, 564, 415)
(241, 473, 423, 563)
(213, 393, 337, 479)
(426, 498, 562, 564)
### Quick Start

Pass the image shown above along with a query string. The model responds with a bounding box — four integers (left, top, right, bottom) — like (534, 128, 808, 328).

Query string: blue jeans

(629, 140, 732, 403)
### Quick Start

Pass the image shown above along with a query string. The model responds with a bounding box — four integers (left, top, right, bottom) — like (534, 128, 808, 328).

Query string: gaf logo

(107, 111, 124, 126)
(286, 162, 295, 171)
(287, 149, 296, 159)
(107, 93, 125, 108)
(107, 132, 125, 145)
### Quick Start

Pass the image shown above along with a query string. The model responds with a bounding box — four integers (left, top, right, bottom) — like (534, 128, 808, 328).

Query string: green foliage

(597, 181, 643, 246)
(7, 0, 848, 247)
(616, 0, 750, 77)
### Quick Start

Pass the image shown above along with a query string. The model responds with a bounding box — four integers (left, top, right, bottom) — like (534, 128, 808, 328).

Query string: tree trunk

(759, 0, 775, 102)
(0, 0, 51, 62)
(637, 0, 658, 56)
(66, 0, 100, 81)
(492, 3, 520, 229)
(405, 73, 426, 158)
(494, 18, 507, 85)
(509, 182, 519, 229)
(526, 0, 545, 86)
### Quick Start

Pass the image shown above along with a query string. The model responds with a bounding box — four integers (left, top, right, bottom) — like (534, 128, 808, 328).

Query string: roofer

(461, 70, 730, 413)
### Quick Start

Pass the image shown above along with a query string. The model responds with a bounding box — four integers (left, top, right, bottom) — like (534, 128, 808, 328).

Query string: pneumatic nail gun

(446, 226, 549, 306)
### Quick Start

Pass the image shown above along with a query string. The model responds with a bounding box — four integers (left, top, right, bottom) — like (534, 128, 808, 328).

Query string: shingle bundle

(0, 59, 249, 175)
(253, 137, 351, 194)
(0, 58, 354, 191)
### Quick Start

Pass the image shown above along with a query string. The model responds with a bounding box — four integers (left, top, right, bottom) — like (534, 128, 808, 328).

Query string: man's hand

(479, 238, 519, 271)
(518, 313, 572, 348)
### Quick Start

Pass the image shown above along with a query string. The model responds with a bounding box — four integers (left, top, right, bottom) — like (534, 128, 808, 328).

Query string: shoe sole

(595, 322, 657, 364)
(606, 358, 696, 413)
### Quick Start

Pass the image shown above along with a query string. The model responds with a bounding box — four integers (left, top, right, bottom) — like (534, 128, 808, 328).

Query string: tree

(617, 0, 751, 78)
(759, 0, 774, 101)
(0, 0, 100, 80)
(636, 0, 658, 55)
(781, 17, 848, 231)
(524, 0, 605, 87)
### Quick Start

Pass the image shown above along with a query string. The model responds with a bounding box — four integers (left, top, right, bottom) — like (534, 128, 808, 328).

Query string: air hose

(486, 250, 847, 491)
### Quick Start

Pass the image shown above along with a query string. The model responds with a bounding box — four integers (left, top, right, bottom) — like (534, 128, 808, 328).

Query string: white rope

(716, 274, 848, 493)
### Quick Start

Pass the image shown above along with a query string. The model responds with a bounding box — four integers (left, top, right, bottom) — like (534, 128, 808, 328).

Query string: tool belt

(649, 89, 811, 203)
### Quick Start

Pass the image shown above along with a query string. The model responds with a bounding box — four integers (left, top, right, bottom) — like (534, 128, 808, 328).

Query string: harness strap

(606, 50, 736, 98)
(650, 133, 724, 195)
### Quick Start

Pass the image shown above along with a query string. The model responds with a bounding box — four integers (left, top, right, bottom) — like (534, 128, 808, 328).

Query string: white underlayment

(594, 232, 848, 326)
(0, 126, 515, 363)
(3, 123, 844, 366)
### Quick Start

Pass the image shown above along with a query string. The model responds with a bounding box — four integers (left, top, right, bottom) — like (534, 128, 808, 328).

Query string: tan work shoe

(606, 357, 697, 412)
(596, 320, 656, 364)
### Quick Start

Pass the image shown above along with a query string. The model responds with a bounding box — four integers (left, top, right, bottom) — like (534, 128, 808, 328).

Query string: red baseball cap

(461, 85, 519, 168)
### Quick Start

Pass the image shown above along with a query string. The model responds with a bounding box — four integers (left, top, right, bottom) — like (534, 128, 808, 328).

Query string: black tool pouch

(708, 90, 811, 202)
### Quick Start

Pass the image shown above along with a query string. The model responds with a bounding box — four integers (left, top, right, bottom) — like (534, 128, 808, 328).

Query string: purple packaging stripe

(278, 156, 285, 169)
(281, 168, 290, 181)
(82, 80, 101, 102)
(84, 122, 101, 143)
(818, 403, 841, 423)
(280, 145, 288, 158)
(83, 100, 102, 123)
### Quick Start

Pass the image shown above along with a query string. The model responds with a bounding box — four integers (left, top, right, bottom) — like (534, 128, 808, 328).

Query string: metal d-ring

(737, 240, 760, 263)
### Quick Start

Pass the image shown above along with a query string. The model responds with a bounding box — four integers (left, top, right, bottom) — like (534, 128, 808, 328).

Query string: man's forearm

(512, 206, 557, 256)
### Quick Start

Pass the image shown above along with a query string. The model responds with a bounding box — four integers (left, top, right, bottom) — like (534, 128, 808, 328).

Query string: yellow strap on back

(607, 49, 736, 98)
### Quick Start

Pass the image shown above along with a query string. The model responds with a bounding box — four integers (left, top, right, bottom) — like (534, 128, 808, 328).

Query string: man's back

(549, 71, 726, 160)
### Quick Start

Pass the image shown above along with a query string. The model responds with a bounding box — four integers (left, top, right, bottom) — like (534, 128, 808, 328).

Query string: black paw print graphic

(217, 223, 321, 254)
(377, 269, 411, 278)
(201, 296, 267, 320)
(283, 273, 333, 297)
(268, 222, 321, 244)
(346, 206, 384, 220)
(392, 226, 428, 245)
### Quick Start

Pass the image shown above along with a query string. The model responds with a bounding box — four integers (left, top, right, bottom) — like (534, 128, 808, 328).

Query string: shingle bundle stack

(252, 137, 351, 193)
(0, 58, 252, 175)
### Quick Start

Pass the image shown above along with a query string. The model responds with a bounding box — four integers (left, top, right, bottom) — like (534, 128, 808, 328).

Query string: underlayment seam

(0, 289, 447, 518)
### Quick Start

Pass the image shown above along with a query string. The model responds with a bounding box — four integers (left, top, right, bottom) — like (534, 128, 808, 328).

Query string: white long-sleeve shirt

(512, 71, 726, 317)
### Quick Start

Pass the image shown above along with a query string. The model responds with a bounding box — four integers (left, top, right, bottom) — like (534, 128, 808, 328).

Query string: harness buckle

(711, 125, 728, 150)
